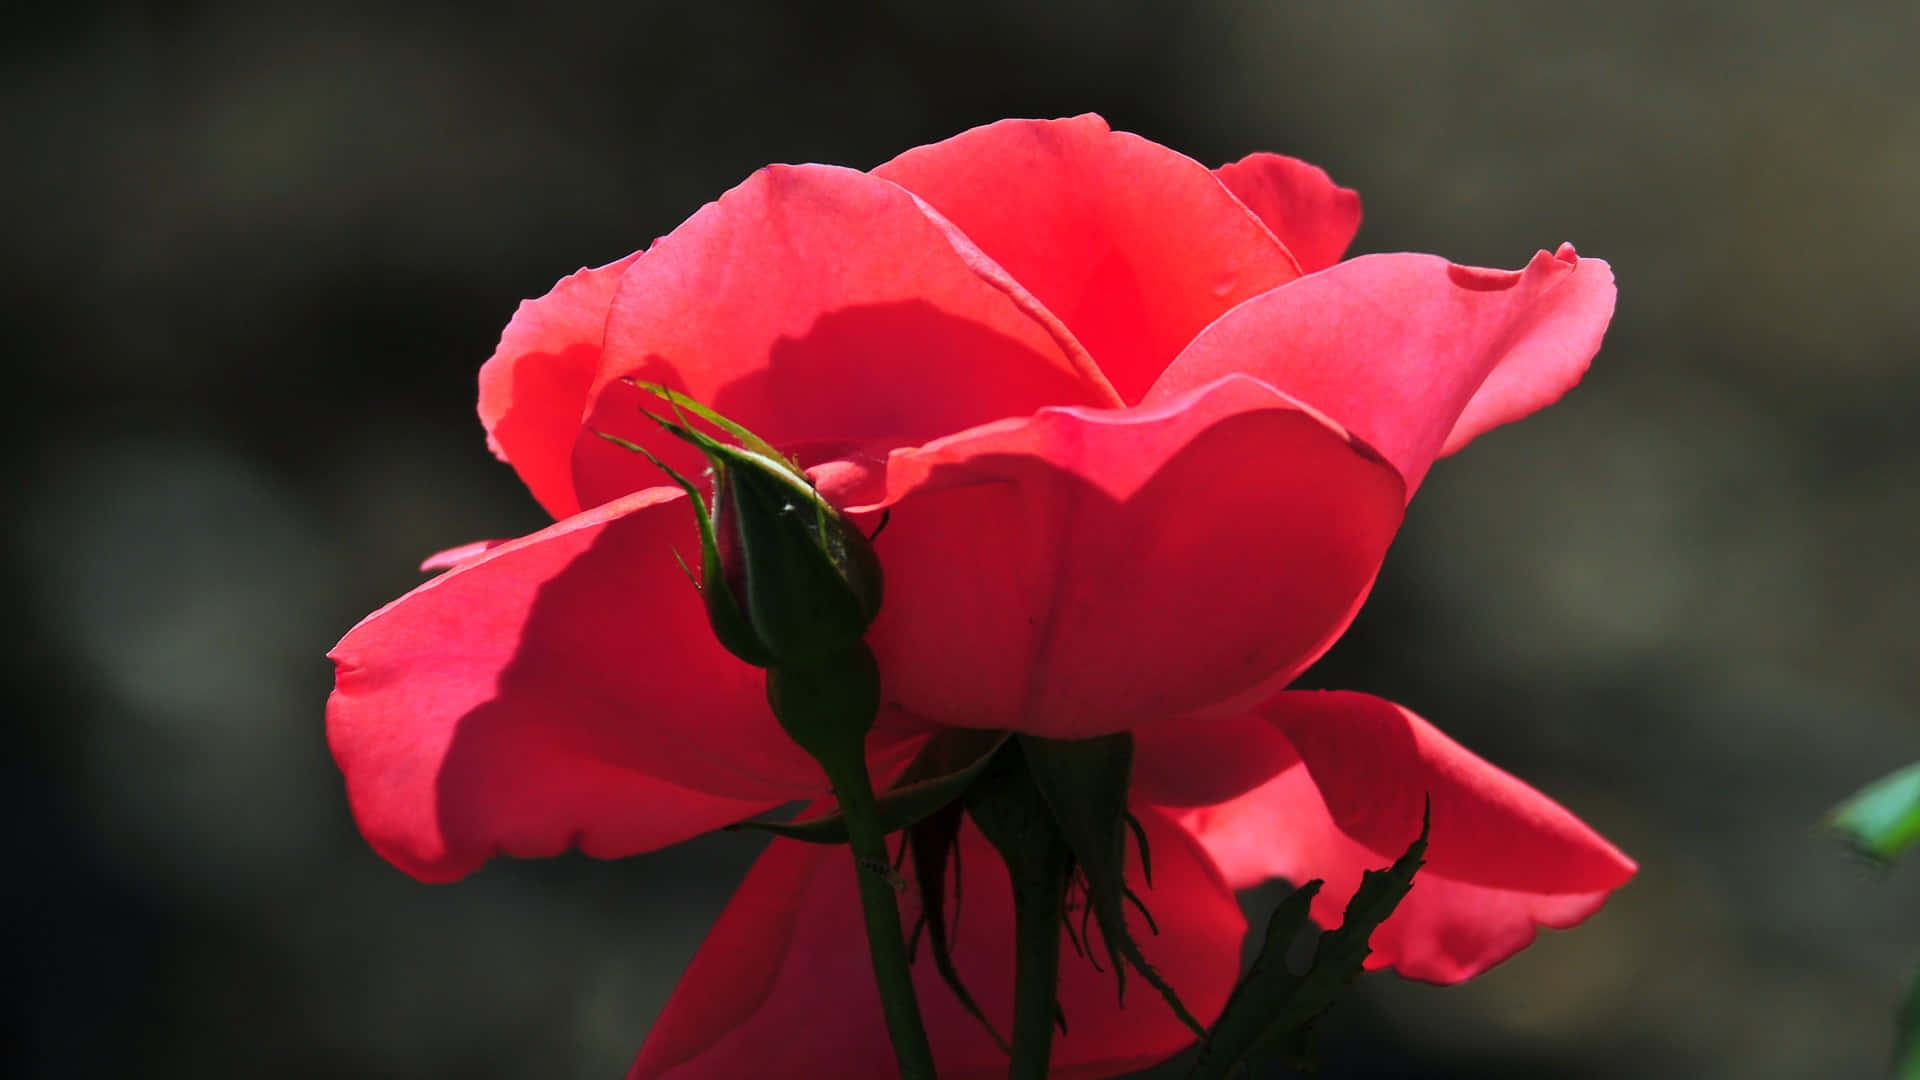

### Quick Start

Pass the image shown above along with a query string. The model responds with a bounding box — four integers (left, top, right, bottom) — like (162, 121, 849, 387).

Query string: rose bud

(614, 388, 884, 673)
(701, 436, 884, 671)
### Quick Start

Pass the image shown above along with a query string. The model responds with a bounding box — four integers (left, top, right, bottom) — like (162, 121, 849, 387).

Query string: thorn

(858, 855, 904, 890)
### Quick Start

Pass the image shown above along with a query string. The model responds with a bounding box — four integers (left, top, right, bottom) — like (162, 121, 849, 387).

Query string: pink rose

(328, 114, 1634, 1078)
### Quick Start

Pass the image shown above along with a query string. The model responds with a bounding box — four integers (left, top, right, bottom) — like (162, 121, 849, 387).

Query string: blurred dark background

(9, 3, 1918, 1077)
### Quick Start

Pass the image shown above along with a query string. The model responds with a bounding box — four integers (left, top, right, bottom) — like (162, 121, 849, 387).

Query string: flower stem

(1008, 866, 1066, 1079)
(965, 742, 1074, 1079)
(825, 748, 940, 1080)
(767, 647, 936, 1077)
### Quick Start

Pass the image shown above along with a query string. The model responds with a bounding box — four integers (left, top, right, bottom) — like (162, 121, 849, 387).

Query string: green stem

(965, 741, 1076, 1080)
(1008, 868, 1066, 1079)
(826, 749, 940, 1080)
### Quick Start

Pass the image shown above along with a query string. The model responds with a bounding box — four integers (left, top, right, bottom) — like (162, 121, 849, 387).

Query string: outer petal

(572, 162, 1115, 509)
(630, 806, 1242, 1080)
(1147, 245, 1617, 496)
(1166, 691, 1636, 983)
(418, 538, 510, 572)
(327, 486, 914, 882)
(1212, 152, 1363, 273)
(841, 374, 1404, 738)
(873, 114, 1302, 405)
(478, 252, 642, 519)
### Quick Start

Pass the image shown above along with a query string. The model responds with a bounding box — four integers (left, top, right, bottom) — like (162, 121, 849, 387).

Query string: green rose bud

(602, 384, 883, 671)
(702, 438, 883, 669)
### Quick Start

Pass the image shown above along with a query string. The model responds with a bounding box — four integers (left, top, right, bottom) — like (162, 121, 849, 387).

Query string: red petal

(1212, 152, 1363, 273)
(572, 162, 1114, 509)
(629, 806, 1242, 1079)
(327, 487, 913, 882)
(1169, 691, 1636, 983)
(418, 538, 511, 572)
(844, 375, 1403, 738)
(873, 114, 1301, 405)
(1148, 245, 1616, 496)
(1131, 708, 1304, 809)
(478, 252, 641, 519)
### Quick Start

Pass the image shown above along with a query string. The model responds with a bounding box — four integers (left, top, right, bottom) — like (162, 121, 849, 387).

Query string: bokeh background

(10, 3, 1919, 1077)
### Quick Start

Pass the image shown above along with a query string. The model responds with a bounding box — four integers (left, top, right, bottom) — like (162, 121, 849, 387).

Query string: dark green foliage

(1832, 761, 1920, 864)
(1831, 762, 1920, 1078)
(1187, 804, 1429, 1080)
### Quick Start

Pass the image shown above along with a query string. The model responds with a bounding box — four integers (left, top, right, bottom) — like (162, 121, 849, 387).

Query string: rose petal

(1170, 691, 1636, 982)
(1131, 709, 1303, 809)
(873, 114, 1302, 405)
(1212, 152, 1363, 273)
(629, 806, 1242, 1079)
(572, 162, 1114, 509)
(1147, 245, 1617, 496)
(841, 374, 1403, 738)
(418, 538, 511, 572)
(1443, 248, 1617, 455)
(478, 252, 642, 519)
(327, 486, 919, 882)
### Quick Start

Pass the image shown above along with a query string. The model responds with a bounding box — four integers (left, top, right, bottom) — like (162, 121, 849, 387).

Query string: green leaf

(1196, 880, 1322, 1077)
(730, 731, 1009, 844)
(1019, 733, 1207, 1039)
(1831, 761, 1920, 864)
(1187, 802, 1429, 1080)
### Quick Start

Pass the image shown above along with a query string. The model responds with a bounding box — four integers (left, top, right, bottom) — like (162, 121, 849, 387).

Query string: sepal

(730, 730, 1009, 844)
(904, 800, 1010, 1054)
(605, 383, 883, 671)
(1018, 733, 1207, 1038)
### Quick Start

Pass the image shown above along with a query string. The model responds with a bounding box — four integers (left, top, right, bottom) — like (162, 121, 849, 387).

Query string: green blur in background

(8, 3, 1918, 1077)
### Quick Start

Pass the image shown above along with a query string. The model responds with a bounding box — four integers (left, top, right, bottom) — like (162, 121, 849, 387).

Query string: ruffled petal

(572, 162, 1114, 509)
(873, 114, 1302, 405)
(1212, 152, 1363, 273)
(478, 252, 642, 519)
(629, 806, 1243, 1079)
(327, 487, 918, 882)
(1170, 691, 1636, 983)
(1147, 245, 1617, 496)
(842, 374, 1403, 738)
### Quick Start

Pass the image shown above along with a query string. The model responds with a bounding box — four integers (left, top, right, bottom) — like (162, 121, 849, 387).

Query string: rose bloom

(328, 115, 1635, 1078)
